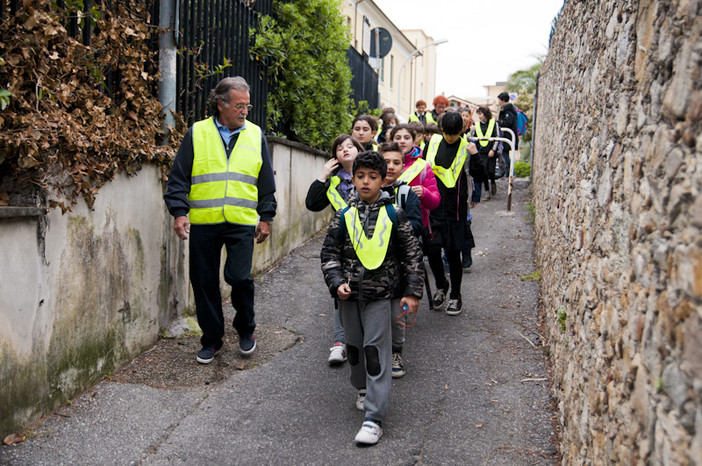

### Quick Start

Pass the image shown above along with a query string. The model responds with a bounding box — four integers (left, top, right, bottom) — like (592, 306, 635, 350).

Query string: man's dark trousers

(189, 222, 256, 350)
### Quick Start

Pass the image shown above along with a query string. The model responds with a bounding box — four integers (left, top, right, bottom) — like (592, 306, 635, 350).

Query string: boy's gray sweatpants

(339, 299, 392, 422)
(333, 300, 405, 352)
(391, 298, 406, 352)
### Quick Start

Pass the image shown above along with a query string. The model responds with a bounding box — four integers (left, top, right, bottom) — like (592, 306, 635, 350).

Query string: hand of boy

(337, 283, 352, 300)
(400, 296, 419, 314)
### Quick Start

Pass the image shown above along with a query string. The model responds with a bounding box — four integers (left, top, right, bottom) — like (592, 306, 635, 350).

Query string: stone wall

(533, 0, 701, 463)
(0, 139, 332, 438)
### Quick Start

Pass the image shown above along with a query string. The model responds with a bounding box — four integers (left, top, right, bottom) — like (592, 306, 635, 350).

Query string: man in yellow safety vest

(164, 76, 277, 364)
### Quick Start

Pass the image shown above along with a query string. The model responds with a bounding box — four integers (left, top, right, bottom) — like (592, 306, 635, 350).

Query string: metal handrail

(470, 127, 518, 211)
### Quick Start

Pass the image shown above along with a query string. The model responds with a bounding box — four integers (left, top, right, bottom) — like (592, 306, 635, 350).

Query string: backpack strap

(338, 205, 351, 235)
(396, 185, 411, 212)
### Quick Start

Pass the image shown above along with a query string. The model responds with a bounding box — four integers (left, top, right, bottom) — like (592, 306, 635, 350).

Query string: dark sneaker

(432, 287, 448, 311)
(462, 252, 472, 270)
(392, 352, 405, 378)
(239, 334, 256, 356)
(196, 346, 217, 364)
(446, 298, 463, 316)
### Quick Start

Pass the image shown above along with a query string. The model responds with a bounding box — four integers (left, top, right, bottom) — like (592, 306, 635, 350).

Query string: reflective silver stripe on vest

(191, 172, 258, 185)
(224, 197, 258, 209)
(188, 198, 258, 209)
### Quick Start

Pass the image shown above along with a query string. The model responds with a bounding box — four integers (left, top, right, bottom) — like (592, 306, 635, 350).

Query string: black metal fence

(346, 47, 379, 110)
(2, 0, 376, 134)
(175, 0, 271, 127)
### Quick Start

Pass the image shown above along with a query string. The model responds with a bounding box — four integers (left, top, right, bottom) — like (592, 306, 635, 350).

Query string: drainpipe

(354, 0, 365, 51)
(159, 0, 177, 144)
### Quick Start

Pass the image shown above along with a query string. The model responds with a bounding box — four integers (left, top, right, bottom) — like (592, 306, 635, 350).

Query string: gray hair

(208, 76, 250, 114)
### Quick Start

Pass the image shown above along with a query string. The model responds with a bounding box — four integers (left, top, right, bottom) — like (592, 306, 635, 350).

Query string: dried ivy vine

(0, 0, 184, 212)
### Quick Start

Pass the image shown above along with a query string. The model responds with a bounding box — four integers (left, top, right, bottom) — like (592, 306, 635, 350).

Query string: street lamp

(397, 39, 448, 118)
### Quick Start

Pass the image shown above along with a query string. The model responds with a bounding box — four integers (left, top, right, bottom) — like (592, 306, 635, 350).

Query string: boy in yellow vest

(321, 150, 425, 446)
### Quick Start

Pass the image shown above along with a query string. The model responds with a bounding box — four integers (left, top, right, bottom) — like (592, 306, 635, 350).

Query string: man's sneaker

(485, 192, 492, 201)
(446, 298, 463, 316)
(239, 334, 256, 356)
(392, 352, 405, 378)
(433, 287, 448, 311)
(354, 420, 382, 445)
(355, 389, 366, 411)
(196, 346, 217, 364)
(328, 342, 347, 365)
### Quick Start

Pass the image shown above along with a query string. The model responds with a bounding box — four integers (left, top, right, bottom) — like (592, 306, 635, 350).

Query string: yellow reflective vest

(326, 175, 349, 212)
(475, 118, 496, 147)
(397, 158, 428, 185)
(425, 134, 470, 188)
(409, 112, 438, 125)
(188, 118, 262, 225)
(343, 205, 393, 270)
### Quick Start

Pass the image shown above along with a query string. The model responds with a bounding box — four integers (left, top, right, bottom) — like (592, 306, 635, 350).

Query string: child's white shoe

(355, 389, 366, 411)
(354, 420, 382, 445)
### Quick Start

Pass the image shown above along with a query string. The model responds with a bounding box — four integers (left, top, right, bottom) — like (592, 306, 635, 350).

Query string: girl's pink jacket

(403, 146, 440, 228)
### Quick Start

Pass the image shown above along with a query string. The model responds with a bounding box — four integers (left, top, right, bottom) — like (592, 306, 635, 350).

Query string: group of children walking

(305, 112, 481, 446)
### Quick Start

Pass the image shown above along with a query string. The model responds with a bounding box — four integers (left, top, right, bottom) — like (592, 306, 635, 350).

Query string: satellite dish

(369, 28, 392, 58)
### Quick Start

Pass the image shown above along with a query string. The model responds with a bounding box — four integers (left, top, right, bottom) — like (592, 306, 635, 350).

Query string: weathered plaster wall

(0, 140, 331, 437)
(533, 0, 701, 463)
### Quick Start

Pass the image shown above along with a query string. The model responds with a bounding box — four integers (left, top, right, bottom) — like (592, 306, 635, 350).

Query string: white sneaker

(355, 389, 366, 411)
(354, 420, 382, 445)
(328, 342, 347, 365)
(391, 352, 405, 378)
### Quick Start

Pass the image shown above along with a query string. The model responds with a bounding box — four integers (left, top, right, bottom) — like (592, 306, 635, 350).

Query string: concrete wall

(532, 0, 701, 463)
(0, 139, 331, 437)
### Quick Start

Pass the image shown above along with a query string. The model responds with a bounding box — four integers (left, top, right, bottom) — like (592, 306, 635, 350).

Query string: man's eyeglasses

(232, 104, 253, 111)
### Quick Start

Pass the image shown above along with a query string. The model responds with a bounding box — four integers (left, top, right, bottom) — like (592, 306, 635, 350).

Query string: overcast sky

(372, 0, 565, 98)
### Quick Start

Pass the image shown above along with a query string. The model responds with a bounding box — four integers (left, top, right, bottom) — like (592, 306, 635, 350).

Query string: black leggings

(426, 243, 463, 300)
(483, 153, 497, 190)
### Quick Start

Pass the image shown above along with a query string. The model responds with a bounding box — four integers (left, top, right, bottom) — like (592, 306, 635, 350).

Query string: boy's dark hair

(441, 112, 463, 135)
(379, 141, 401, 154)
(408, 121, 425, 136)
(351, 114, 378, 132)
(353, 150, 387, 179)
(389, 123, 416, 141)
(477, 106, 493, 120)
(331, 134, 364, 159)
(425, 123, 440, 135)
(497, 92, 510, 103)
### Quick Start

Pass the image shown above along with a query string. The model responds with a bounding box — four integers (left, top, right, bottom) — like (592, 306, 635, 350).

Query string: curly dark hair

(353, 150, 387, 179)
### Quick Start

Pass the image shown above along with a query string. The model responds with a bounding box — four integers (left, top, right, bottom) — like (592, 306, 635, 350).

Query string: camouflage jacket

(321, 190, 425, 302)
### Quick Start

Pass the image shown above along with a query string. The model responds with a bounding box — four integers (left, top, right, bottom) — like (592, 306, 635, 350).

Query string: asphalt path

(0, 179, 557, 465)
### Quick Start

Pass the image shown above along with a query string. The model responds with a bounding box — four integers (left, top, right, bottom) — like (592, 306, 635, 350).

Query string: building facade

(341, 0, 439, 119)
